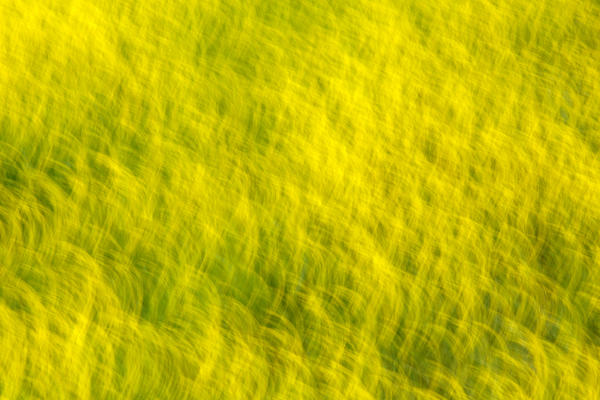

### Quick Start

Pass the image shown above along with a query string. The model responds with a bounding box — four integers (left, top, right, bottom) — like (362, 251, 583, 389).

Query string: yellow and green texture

(1, 0, 599, 398)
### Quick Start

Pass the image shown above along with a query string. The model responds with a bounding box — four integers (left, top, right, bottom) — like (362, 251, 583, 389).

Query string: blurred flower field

(0, 0, 599, 398)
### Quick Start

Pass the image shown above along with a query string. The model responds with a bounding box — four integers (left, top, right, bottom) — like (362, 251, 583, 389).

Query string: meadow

(0, 0, 599, 398)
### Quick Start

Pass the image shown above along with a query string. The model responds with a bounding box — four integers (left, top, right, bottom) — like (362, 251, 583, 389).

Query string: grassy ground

(1, 0, 599, 398)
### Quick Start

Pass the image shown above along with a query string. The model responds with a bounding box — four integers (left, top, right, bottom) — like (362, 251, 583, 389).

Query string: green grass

(1, 0, 599, 398)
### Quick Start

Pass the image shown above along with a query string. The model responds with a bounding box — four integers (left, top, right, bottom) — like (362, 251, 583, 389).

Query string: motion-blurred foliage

(1, 0, 599, 398)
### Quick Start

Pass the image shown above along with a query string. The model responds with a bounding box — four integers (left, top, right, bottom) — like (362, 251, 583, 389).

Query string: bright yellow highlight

(1, 0, 599, 398)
